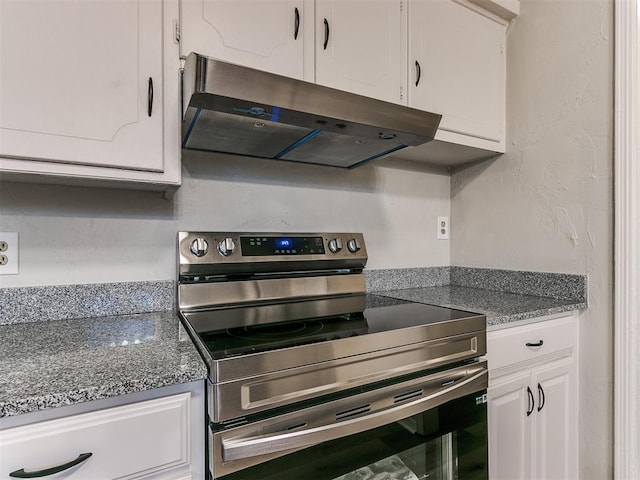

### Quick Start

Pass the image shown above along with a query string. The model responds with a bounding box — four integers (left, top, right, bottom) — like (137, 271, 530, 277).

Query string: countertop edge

(0, 370, 208, 419)
(486, 302, 586, 326)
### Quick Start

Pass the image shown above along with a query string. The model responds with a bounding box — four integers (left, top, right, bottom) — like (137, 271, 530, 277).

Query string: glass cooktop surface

(180, 294, 481, 360)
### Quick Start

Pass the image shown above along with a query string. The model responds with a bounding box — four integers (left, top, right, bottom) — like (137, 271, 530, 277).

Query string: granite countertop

(0, 311, 207, 419)
(0, 268, 586, 419)
(376, 285, 586, 327)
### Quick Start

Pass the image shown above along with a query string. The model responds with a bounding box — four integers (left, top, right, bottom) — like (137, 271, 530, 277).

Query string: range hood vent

(182, 54, 442, 169)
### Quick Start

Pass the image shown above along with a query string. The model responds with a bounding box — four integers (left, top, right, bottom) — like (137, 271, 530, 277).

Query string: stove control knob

(347, 238, 361, 253)
(217, 237, 236, 257)
(328, 238, 343, 253)
(189, 238, 209, 257)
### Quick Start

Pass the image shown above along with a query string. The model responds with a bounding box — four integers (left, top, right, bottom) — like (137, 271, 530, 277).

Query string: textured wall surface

(451, 0, 613, 477)
(0, 154, 450, 287)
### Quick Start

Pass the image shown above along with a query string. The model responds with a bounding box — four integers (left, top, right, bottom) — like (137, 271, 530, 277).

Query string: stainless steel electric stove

(177, 232, 488, 480)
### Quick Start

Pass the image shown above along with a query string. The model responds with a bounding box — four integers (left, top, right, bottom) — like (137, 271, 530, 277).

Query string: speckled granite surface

(0, 311, 207, 418)
(376, 285, 586, 327)
(0, 267, 586, 418)
(366, 266, 586, 326)
(0, 281, 175, 325)
(450, 266, 587, 302)
(365, 267, 449, 292)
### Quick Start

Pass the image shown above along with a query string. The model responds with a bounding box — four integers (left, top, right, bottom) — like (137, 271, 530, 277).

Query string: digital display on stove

(241, 236, 326, 256)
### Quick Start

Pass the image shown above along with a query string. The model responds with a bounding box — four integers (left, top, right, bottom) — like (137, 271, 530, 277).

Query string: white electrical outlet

(437, 217, 449, 240)
(0, 232, 19, 275)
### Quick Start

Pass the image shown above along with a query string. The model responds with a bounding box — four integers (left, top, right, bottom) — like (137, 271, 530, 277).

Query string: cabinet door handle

(526, 386, 535, 416)
(323, 18, 330, 50)
(525, 340, 544, 347)
(294, 7, 300, 40)
(537, 383, 546, 412)
(415, 61, 421, 87)
(147, 77, 154, 117)
(9, 452, 93, 478)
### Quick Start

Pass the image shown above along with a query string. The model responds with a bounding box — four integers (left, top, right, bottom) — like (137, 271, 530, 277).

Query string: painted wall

(450, 0, 613, 477)
(0, 154, 450, 287)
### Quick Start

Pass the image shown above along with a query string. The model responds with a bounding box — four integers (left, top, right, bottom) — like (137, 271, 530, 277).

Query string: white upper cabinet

(315, 0, 407, 104)
(1, 1, 161, 171)
(0, 0, 181, 189)
(180, 0, 308, 80)
(408, 0, 506, 151)
(0, 0, 513, 185)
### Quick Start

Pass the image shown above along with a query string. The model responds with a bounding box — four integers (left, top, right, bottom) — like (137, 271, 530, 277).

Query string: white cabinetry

(0, 0, 181, 190)
(179, 0, 309, 80)
(487, 314, 578, 480)
(408, 0, 505, 152)
(0, 393, 196, 480)
(488, 370, 532, 478)
(181, 0, 406, 104)
(315, 0, 407, 104)
(179, 0, 511, 167)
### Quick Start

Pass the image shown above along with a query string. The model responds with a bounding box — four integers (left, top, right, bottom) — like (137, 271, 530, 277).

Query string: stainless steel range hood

(182, 53, 442, 169)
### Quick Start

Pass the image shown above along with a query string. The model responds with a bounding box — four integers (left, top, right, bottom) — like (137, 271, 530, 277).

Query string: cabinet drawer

(487, 315, 577, 372)
(0, 393, 190, 480)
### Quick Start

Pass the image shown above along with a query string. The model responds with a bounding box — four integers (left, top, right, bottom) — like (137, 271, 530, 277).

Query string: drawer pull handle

(147, 77, 154, 117)
(525, 340, 544, 347)
(526, 386, 535, 416)
(9, 452, 92, 478)
(323, 18, 330, 50)
(537, 383, 546, 412)
(294, 7, 300, 40)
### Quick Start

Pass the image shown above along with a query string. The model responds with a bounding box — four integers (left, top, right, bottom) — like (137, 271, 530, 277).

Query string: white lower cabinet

(0, 393, 194, 480)
(531, 358, 575, 480)
(488, 370, 532, 478)
(487, 314, 578, 480)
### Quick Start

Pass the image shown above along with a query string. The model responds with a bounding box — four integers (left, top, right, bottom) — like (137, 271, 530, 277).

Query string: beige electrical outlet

(0, 232, 19, 275)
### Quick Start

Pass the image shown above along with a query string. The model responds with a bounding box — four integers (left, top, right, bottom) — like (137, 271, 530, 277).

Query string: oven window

(218, 391, 487, 480)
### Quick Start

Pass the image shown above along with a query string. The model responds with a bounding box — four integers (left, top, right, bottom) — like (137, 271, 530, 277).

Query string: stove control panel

(178, 232, 367, 275)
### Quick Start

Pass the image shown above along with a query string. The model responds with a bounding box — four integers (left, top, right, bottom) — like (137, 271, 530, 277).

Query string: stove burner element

(227, 320, 324, 341)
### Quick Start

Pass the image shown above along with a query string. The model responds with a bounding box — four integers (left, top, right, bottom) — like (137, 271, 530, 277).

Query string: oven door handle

(221, 367, 487, 462)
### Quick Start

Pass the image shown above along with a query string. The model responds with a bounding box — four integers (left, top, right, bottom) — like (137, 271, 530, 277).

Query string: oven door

(210, 361, 488, 479)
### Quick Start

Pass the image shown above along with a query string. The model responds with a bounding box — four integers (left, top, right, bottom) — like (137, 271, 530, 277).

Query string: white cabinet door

(0, 0, 164, 172)
(532, 359, 577, 480)
(0, 394, 191, 480)
(408, 0, 505, 143)
(488, 371, 533, 480)
(315, 0, 407, 104)
(180, 0, 306, 79)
